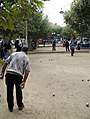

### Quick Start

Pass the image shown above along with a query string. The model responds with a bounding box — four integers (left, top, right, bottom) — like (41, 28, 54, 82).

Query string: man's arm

(1, 62, 8, 79)
(20, 71, 30, 89)
(23, 71, 29, 83)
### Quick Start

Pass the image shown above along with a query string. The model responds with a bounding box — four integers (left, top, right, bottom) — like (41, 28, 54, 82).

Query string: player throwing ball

(1, 46, 30, 112)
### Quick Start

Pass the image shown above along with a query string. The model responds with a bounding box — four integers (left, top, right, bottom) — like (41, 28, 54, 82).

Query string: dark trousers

(66, 46, 69, 52)
(71, 49, 74, 56)
(5, 73, 23, 109)
(77, 44, 80, 50)
(52, 45, 56, 51)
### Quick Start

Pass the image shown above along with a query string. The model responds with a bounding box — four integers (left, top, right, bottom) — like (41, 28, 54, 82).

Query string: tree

(49, 24, 62, 40)
(61, 26, 77, 40)
(0, 0, 44, 30)
(8, 12, 51, 49)
(27, 14, 51, 40)
(12, 12, 51, 39)
(63, 0, 90, 37)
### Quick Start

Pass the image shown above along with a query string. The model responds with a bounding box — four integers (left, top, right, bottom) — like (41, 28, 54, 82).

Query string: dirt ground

(0, 52, 90, 119)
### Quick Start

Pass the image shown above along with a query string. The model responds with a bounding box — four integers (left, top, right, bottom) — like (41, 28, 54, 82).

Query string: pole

(26, 21, 28, 46)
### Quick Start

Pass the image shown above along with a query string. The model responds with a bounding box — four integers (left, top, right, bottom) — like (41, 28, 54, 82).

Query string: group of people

(64, 39, 80, 56)
(0, 39, 27, 60)
(1, 45, 30, 112)
(51, 38, 80, 56)
(51, 39, 76, 56)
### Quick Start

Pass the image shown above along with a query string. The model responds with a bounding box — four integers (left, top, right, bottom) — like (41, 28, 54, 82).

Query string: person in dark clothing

(65, 40, 69, 52)
(43, 40, 46, 46)
(77, 40, 80, 50)
(16, 45, 22, 52)
(15, 40, 19, 49)
(52, 39, 56, 51)
(15, 40, 22, 52)
(7, 40, 11, 50)
(7, 40, 12, 55)
(77, 44, 80, 50)
(0, 40, 4, 58)
(3, 42, 9, 60)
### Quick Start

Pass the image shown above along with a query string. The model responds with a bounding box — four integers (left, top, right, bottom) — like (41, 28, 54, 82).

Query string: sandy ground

(0, 51, 90, 119)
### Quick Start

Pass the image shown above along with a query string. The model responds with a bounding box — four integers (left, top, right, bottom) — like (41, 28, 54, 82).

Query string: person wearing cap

(1, 46, 30, 112)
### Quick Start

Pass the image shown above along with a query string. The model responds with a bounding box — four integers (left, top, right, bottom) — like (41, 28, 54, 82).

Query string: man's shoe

(18, 104, 24, 110)
(9, 108, 13, 112)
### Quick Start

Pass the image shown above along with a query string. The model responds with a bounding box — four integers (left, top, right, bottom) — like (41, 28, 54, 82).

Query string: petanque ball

(86, 103, 89, 107)
(53, 93, 55, 96)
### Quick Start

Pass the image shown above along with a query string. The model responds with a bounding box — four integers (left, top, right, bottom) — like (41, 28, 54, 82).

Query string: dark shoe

(18, 104, 24, 110)
(8, 108, 13, 112)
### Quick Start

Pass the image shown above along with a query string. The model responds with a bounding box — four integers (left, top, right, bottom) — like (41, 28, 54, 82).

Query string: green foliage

(64, 0, 90, 37)
(51, 25, 62, 36)
(61, 26, 76, 39)
(0, 0, 44, 30)
(11, 12, 51, 42)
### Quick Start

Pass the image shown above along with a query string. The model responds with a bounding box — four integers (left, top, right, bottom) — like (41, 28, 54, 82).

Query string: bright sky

(43, 0, 74, 26)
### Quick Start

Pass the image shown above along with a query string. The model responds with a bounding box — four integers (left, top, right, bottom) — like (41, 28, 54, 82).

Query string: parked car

(78, 40, 90, 48)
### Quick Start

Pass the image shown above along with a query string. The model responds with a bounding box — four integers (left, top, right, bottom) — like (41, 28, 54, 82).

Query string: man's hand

(1, 62, 8, 80)
(0, 73, 3, 80)
(20, 81, 25, 89)
(20, 71, 29, 89)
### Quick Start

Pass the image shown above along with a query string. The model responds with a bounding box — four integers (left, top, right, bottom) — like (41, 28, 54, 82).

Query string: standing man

(65, 39, 69, 52)
(1, 46, 30, 112)
(77, 40, 80, 50)
(52, 39, 56, 51)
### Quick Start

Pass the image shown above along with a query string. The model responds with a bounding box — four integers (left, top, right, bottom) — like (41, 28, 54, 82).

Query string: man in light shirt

(1, 46, 30, 112)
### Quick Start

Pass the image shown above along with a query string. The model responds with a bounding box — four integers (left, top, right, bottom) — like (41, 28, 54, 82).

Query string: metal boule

(86, 103, 89, 107)
(53, 93, 55, 96)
